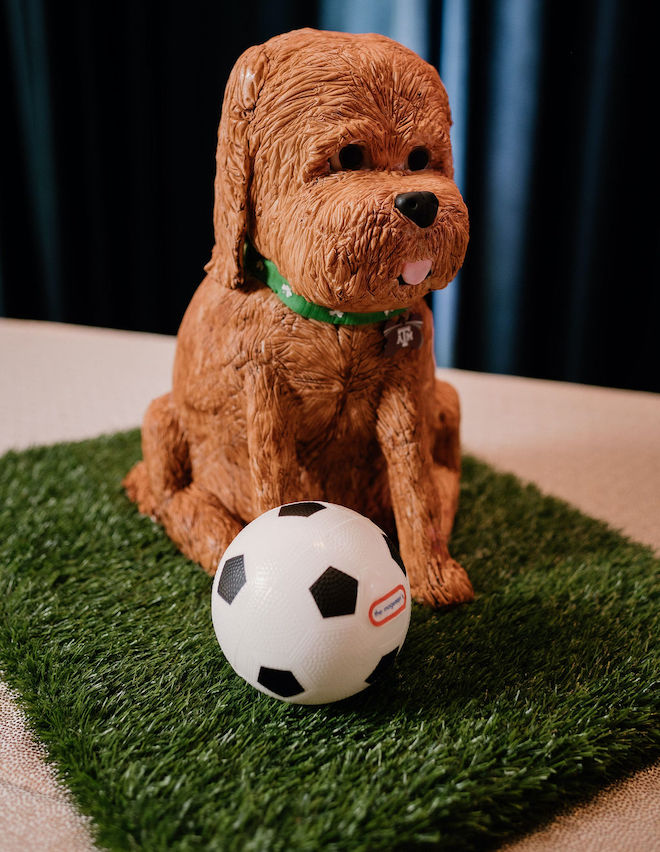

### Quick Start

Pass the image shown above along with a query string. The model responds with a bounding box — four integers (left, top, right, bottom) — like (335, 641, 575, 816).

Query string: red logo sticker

(369, 584, 407, 626)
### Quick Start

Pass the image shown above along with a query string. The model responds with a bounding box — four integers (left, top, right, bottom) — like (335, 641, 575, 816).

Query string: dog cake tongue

(401, 259, 432, 286)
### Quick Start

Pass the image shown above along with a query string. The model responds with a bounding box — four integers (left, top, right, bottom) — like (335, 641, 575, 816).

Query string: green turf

(0, 431, 658, 851)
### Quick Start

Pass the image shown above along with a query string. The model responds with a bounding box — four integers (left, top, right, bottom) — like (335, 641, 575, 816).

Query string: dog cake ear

(204, 45, 268, 288)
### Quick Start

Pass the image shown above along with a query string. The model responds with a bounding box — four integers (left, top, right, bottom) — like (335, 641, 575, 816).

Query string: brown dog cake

(124, 28, 473, 608)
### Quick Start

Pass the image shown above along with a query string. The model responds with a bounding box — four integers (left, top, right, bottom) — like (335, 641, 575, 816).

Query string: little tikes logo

(369, 585, 407, 626)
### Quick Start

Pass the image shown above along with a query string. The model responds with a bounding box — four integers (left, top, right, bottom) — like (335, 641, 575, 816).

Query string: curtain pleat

(563, 0, 618, 382)
(4, 0, 62, 320)
(479, 0, 542, 375)
(433, 0, 470, 367)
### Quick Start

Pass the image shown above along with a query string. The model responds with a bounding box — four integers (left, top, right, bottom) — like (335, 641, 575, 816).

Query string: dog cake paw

(410, 557, 474, 608)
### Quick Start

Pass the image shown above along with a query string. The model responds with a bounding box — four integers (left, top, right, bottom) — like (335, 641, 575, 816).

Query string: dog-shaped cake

(124, 28, 473, 607)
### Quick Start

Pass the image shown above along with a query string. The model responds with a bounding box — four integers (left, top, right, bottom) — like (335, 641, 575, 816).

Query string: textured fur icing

(124, 28, 473, 607)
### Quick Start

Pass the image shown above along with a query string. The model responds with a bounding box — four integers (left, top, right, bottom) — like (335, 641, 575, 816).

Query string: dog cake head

(205, 28, 469, 313)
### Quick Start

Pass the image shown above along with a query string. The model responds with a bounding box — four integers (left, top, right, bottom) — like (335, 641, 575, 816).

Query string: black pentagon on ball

(278, 501, 327, 517)
(366, 648, 399, 684)
(383, 534, 406, 576)
(216, 554, 246, 604)
(257, 666, 304, 697)
(309, 566, 358, 617)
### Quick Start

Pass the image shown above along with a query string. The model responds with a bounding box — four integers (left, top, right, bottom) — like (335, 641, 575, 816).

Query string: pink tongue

(401, 259, 432, 286)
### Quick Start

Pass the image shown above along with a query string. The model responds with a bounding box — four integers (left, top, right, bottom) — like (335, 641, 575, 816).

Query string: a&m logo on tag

(383, 312, 424, 355)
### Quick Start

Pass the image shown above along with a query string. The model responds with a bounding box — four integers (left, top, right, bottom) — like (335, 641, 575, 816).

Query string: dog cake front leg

(376, 381, 474, 608)
(245, 366, 300, 514)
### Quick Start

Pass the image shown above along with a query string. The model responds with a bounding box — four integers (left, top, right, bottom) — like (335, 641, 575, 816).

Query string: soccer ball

(211, 501, 411, 704)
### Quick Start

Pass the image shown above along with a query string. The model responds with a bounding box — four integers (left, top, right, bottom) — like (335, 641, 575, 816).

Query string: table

(1, 319, 659, 851)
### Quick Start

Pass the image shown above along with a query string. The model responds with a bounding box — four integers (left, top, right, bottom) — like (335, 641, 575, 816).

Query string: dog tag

(383, 312, 424, 355)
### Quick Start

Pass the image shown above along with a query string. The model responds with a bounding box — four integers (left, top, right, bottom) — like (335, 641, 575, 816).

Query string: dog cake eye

(330, 144, 365, 171)
(407, 147, 430, 171)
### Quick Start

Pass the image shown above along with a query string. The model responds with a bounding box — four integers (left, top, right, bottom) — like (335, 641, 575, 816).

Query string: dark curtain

(0, 0, 318, 334)
(454, 0, 659, 392)
(1, 1, 658, 392)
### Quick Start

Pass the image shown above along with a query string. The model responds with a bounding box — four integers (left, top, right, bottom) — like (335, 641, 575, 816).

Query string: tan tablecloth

(1, 319, 659, 851)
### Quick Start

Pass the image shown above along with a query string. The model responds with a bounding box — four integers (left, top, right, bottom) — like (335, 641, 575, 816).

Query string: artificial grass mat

(0, 430, 658, 852)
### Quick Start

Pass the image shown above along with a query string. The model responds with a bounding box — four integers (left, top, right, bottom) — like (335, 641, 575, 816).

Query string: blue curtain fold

(563, 0, 618, 383)
(479, 0, 541, 375)
(434, 0, 470, 368)
(4, 0, 62, 320)
(321, 0, 430, 54)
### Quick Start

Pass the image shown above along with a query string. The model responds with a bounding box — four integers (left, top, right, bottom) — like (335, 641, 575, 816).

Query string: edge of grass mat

(0, 430, 658, 851)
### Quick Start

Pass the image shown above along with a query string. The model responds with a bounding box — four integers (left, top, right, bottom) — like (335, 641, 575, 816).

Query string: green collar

(244, 242, 408, 326)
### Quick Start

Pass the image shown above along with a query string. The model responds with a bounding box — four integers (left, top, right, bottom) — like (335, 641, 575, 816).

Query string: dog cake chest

(124, 28, 475, 610)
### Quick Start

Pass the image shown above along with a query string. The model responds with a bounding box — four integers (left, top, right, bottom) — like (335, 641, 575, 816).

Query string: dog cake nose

(394, 192, 439, 228)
